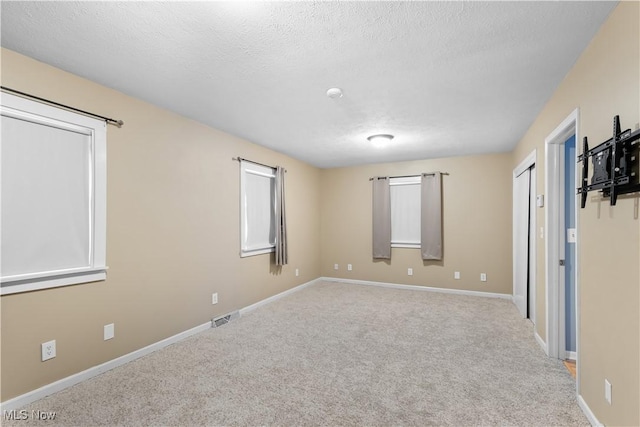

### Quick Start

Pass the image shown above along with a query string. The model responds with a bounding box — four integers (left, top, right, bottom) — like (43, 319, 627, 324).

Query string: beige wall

(0, 48, 321, 400)
(512, 3, 639, 425)
(320, 154, 513, 295)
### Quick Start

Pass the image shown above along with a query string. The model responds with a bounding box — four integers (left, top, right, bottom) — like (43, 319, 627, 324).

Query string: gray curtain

(421, 172, 443, 260)
(372, 177, 391, 259)
(275, 166, 288, 266)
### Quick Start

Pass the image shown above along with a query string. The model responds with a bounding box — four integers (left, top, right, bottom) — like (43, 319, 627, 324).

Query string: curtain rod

(1, 86, 124, 128)
(233, 157, 287, 172)
(369, 172, 449, 181)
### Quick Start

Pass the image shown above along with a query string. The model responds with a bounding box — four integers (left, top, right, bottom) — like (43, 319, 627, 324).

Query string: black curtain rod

(369, 172, 449, 181)
(233, 157, 287, 172)
(1, 86, 124, 128)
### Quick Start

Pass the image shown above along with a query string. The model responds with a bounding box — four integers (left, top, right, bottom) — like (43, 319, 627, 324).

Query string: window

(240, 160, 276, 257)
(1, 93, 107, 295)
(390, 176, 421, 248)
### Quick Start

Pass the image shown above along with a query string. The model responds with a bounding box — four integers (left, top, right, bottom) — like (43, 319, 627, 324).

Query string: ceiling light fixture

(367, 134, 394, 144)
(326, 87, 343, 98)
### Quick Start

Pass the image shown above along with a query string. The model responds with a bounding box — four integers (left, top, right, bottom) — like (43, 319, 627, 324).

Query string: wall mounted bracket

(577, 115, 640, 208)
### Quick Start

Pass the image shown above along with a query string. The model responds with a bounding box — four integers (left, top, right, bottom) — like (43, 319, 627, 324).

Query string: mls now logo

(3, 409, 28, 420)
(3, 409, 57, 421)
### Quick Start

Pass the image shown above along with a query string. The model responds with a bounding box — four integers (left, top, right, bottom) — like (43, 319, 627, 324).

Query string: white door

(513, 167, 531, 318)
(528, 166, 536, 324)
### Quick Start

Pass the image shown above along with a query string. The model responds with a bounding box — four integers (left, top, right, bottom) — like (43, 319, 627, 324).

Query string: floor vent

(212, 310, 239, 328)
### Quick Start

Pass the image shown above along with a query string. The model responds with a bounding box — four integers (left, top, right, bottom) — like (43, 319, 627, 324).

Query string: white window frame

(390, 176, 421, 249)
(239, 160, 276, 257)
(1, 93, 107, 295)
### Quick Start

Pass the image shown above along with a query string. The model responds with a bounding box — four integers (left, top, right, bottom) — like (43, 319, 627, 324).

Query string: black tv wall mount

(577, 115, 640, 208)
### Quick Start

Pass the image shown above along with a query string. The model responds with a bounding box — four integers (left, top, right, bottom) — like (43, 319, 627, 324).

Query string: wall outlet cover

(41, 340, 56, 361)
(605, 379, 612, 404)
(104, 323, 115, 341)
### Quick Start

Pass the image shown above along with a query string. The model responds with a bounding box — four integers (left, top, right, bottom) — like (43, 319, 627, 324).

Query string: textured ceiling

(1, 1, 616, 168)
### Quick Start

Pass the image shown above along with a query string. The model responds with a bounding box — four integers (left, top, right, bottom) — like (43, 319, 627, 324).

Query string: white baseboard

(0, 321, 211, 412)
(321, 277, 512, 299)
(239, 277, 322, 315)
(567, 351, 577, 360)
(578, 394, 603, 427)
(535, 331, 548, 355)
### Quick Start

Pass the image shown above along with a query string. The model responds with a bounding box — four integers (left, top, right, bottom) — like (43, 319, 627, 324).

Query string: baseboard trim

(535, 331, 548, 355)
(321, 277, 511, 299)
(578, 394, 603, 427)
(567, 351, 577, 361)
(239, 277, 322, 316)
(0, 321, 212, 412)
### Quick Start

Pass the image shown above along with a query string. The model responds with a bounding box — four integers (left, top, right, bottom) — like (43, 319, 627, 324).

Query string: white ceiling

(1, 1, 617, 168)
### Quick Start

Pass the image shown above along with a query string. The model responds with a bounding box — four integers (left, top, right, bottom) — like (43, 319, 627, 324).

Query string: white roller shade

(2, 115, 92, 276)
(390, 176, 421, 247)
(240, 161, 275, 256)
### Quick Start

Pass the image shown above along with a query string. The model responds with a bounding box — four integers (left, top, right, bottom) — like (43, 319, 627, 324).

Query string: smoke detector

(326, 87, 343, 99)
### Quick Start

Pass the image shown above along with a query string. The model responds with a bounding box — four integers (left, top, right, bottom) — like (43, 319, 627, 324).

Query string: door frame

(513, 149, 536, 324)
(544, 108, 580, 383)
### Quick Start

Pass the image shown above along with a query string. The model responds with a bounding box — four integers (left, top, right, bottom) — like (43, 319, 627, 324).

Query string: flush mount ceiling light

(326, 87, 343, 98)
(367, 134, 394, 144)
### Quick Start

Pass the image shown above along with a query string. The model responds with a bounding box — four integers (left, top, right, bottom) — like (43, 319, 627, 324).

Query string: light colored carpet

(5, 281, 586, 426)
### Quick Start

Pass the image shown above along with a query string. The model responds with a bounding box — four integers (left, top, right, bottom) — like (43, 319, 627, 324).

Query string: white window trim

(1, 93, 107, 295)
(239, 161, 276, 257)
(389, 176, 421, 249)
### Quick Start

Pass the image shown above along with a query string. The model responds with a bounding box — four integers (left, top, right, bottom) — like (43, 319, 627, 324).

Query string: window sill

(1, 268, 107, 295)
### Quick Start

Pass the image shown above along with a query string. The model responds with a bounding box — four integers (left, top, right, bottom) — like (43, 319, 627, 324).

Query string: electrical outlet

(334, 264, 339, 270)
(408, 268, 413, 276)
(454, 271, 460, 279)
(347, 264, 352, 271)
(41, 340, 56, 361)
(295, 268, 299, 277)
(104, 323, 115, 341)
(212, 293, 218, 305)
(480, 273, 487, 282)
(605, 379, 612, 404)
